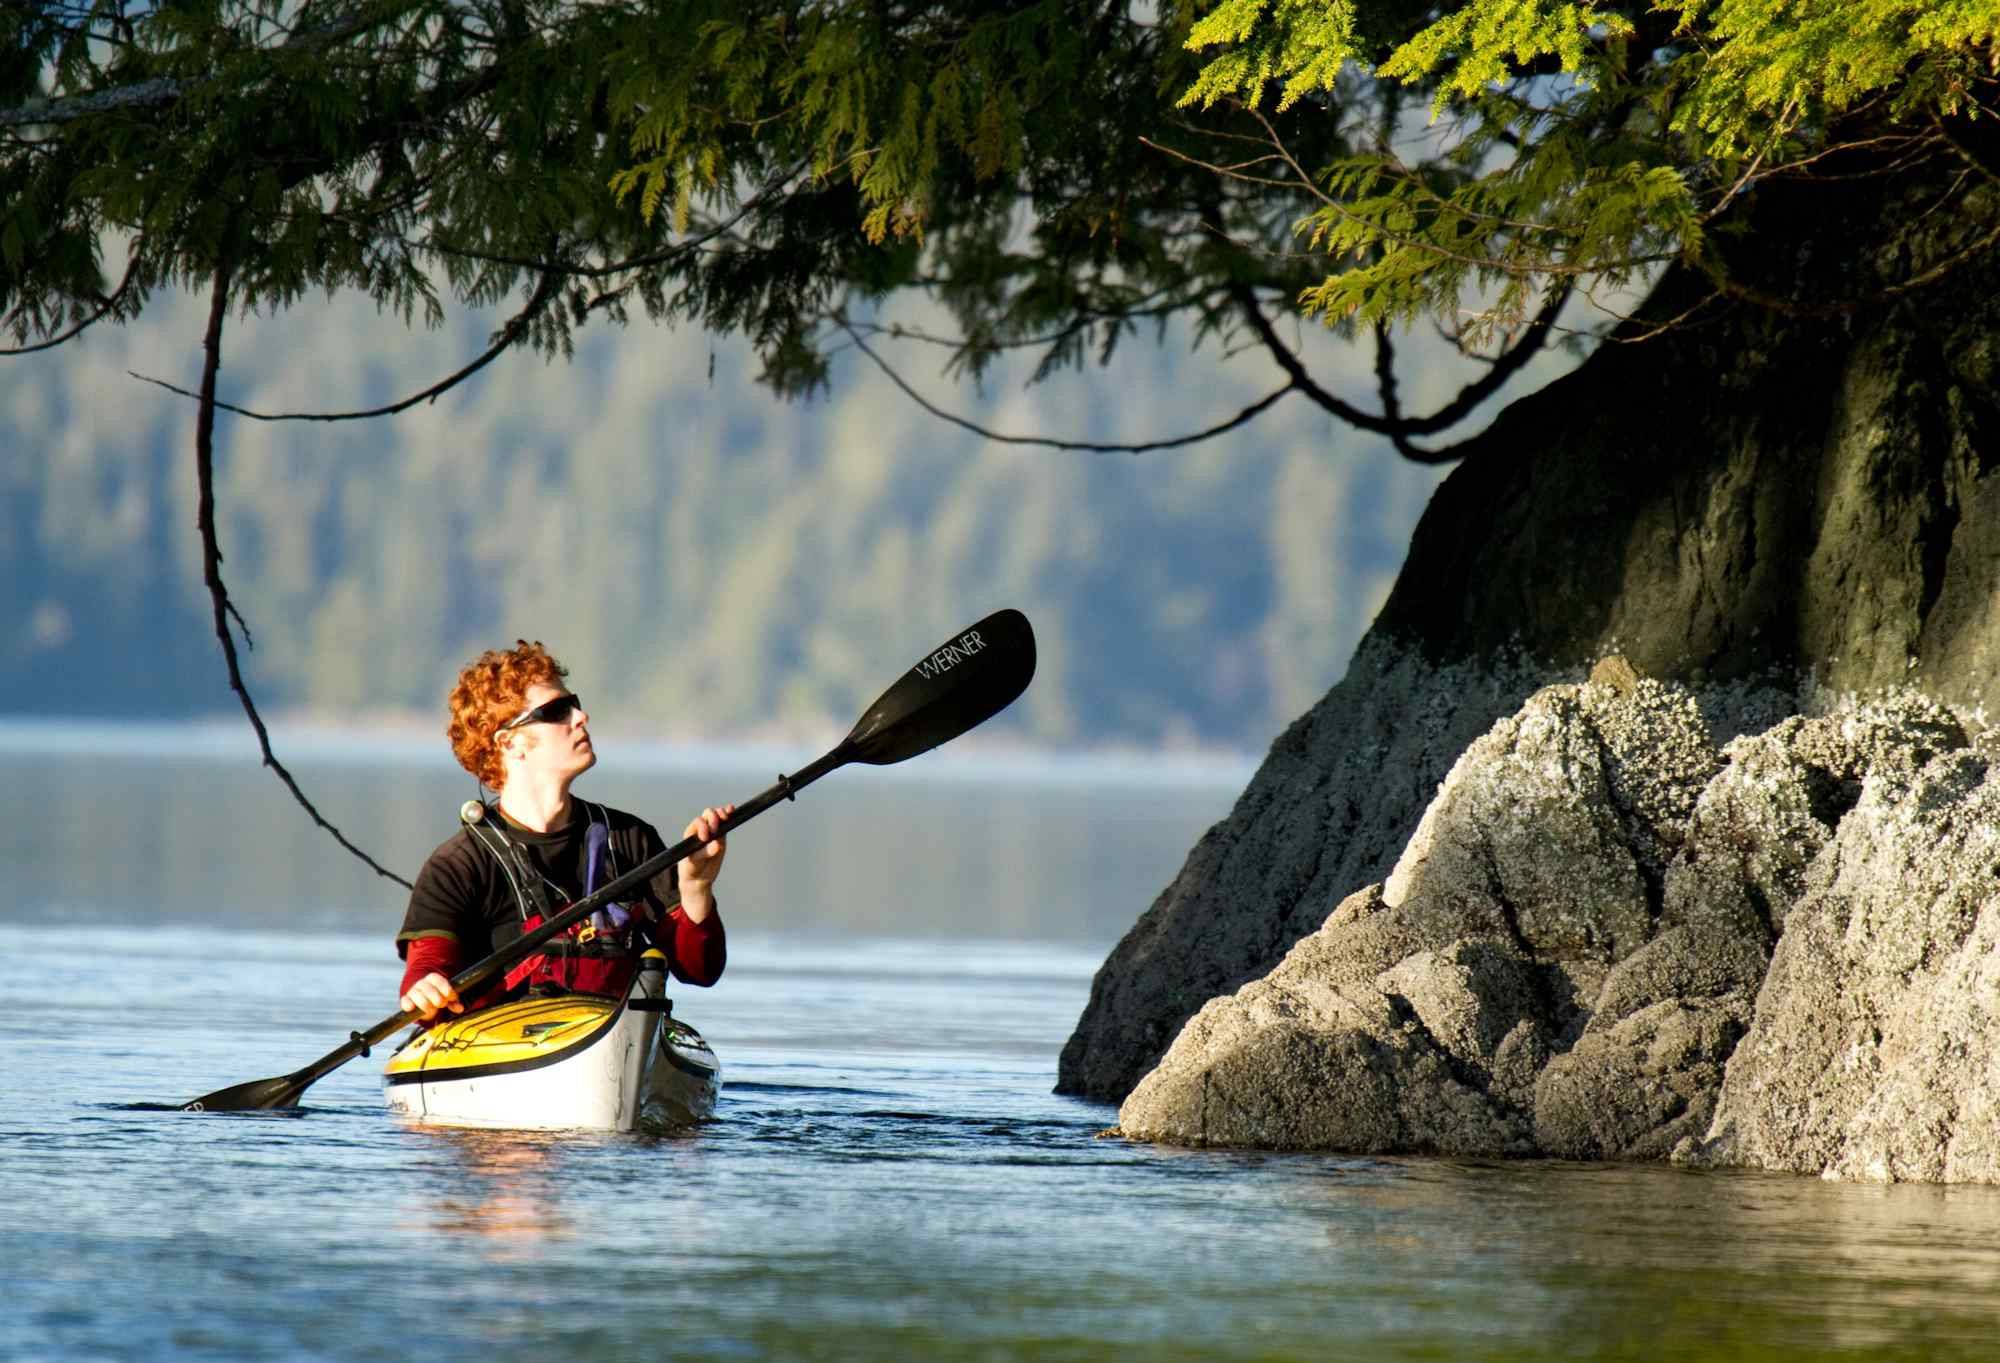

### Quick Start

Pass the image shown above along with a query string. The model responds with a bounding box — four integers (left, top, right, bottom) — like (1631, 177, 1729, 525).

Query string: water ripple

(11, 929, 2000, 1362)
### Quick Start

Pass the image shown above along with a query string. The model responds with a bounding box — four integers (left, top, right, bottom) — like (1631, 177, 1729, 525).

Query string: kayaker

(395, 640, 732, 1023)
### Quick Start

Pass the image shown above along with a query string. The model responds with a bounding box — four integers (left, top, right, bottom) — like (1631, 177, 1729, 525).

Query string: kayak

(381, 950, 719, 1132)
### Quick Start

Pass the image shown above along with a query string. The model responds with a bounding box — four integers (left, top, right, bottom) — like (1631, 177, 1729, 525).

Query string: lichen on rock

(1698, 733, 2000, 1182)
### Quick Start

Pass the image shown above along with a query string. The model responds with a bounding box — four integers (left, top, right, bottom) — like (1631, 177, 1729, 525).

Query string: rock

(1577, 676, 1722, 884)
(1057, 637, 1561, 1101)
(1586, 923, 1767, 1029)
(1116, 677, 2000, 1183)
(1115, 921, 1535, 1154)
(1660, 695, 1967, 940)
(1531, 925, 1764, 1159)
(1589, 655, 1641, 696)
(1117, 676, 1732, 1153)
(1660, 721, 1843, 941)
(1489, 1018, 1550, 1113)
(1701, 741, 2000, 1181)
(1534, 999, 1747, 1160)
(1385, 678, 1715, 962)
(1063, 165, 2000, 1114)
(1377, 939, 1545, 1092)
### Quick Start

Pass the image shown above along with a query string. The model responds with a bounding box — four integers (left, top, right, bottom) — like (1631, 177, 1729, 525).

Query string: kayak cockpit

(383, 952, 718, 1132)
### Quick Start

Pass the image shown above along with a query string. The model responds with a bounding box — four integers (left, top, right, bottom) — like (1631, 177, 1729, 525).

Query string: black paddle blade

(180, 1074, 305, 1113)
(843, 609, 1035, 766)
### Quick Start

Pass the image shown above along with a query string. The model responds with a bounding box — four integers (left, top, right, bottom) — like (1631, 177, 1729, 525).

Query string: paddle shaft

(194, 745, 851, 1108)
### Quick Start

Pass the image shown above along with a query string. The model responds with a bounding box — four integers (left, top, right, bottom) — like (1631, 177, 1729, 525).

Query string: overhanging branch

(0, 78, 184, 131)
(837, 318, 1298, 454)
(192, 235, 413, 891)
(133, 266, 563, 421)
(0, 256, 139, 355)
(1229, 278, 1573, 459)
(0, 4, 409, 131)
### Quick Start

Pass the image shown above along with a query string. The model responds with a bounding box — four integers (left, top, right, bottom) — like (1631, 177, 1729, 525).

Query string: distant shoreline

(0, 716, 1259, 790)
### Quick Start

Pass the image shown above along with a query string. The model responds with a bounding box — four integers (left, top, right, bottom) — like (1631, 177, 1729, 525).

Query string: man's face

(499, 680, 596, 785)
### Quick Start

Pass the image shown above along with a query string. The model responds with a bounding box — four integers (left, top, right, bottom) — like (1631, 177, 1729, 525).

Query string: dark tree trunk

(1057, 155, 2000, 1102)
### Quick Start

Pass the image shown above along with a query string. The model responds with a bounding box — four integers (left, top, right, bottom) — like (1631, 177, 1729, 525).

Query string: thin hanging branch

(1161, 129, 1577, 459)
(835, 318, 1298, 454)
(124, 160, 804, 424)
(1371, 321, 1422, 461)
(136, 267, 562, 422)
(1227, 278, 1573, 460)
(192, 244, 414, 891)
(1571, 284, 1724, 345)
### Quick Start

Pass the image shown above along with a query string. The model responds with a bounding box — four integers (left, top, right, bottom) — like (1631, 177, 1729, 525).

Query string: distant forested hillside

(1, 294, 1485, 750)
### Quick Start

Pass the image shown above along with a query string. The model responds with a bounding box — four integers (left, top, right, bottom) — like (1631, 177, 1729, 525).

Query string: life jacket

(461, 800, 645, 1000)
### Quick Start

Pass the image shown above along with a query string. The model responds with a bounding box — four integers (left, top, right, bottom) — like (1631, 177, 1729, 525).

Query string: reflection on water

(1321, 1159, 2000, 1360)
(415, 1129, 579, 1247)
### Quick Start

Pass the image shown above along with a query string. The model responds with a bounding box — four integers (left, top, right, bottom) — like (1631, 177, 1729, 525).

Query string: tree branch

(836, 318, 1297, 453)
(0, 256, 138, 355)
(1695, 213, 2000, 319)
(413, 158, 813, 277)
(134, 267, 562, 422)
(1227, 278, 1572, 455)
(1372, 321, 1424, 461)
(1934, 111, 2000, 185)
(0, 3, 410, 131)
(192, 238, 414, 891)
(126, 155, 804, 425)
(0, 78, 184, 131)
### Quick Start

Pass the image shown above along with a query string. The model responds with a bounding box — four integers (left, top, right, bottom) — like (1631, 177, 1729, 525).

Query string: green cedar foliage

(1179, 0, 2000, 339)
(3, 2, 1335, 406)
(4, 2, 1996, 417)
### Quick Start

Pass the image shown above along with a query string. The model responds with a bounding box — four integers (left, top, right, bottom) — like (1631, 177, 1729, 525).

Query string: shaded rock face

(1058, 167, 2000, 1107)
(1117, 679, 2000, 1182)
(1055, 638, 1571, 1102)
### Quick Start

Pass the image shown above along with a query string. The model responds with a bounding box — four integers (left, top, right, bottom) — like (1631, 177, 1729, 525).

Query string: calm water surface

(7, 732, 2000, 1361)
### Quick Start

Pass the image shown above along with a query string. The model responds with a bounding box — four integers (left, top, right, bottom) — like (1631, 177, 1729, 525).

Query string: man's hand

(677, 803, 735, 922)
(400, 971, 463, 1021)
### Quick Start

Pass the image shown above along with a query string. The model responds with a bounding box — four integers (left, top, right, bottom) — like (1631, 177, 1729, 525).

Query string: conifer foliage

(6, 2, 1996, 419)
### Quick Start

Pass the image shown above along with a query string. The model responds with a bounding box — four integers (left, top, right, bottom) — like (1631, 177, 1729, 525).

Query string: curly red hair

(446, 641, 569, 789)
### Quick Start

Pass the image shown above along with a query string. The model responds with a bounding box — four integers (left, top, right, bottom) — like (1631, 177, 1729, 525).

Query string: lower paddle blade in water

(179, 1075, 304, 1113)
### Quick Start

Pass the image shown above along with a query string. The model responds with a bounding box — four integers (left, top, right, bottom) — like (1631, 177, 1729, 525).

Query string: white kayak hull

(383, 984, 720, 1133)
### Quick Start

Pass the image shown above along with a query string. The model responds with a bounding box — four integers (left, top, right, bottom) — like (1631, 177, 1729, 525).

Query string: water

(9, 732, 2000, 1362)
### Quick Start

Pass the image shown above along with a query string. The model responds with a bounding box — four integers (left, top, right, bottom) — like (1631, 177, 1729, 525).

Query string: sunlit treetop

(1164, 0, 2000, 338)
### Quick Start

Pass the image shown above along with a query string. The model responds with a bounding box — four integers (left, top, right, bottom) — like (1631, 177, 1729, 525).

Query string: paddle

(180, 608, 1036, 1113)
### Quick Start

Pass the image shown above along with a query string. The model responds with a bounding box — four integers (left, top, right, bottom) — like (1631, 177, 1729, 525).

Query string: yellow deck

(383, 994, 621, 1078)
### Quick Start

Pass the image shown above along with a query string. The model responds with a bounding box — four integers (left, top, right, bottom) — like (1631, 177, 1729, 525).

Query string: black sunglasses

(498, 692, 583, 732)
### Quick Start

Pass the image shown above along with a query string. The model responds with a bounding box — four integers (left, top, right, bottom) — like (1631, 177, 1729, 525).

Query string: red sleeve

(399, 935, 464, 1002)
(663, 904, 726, 986)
